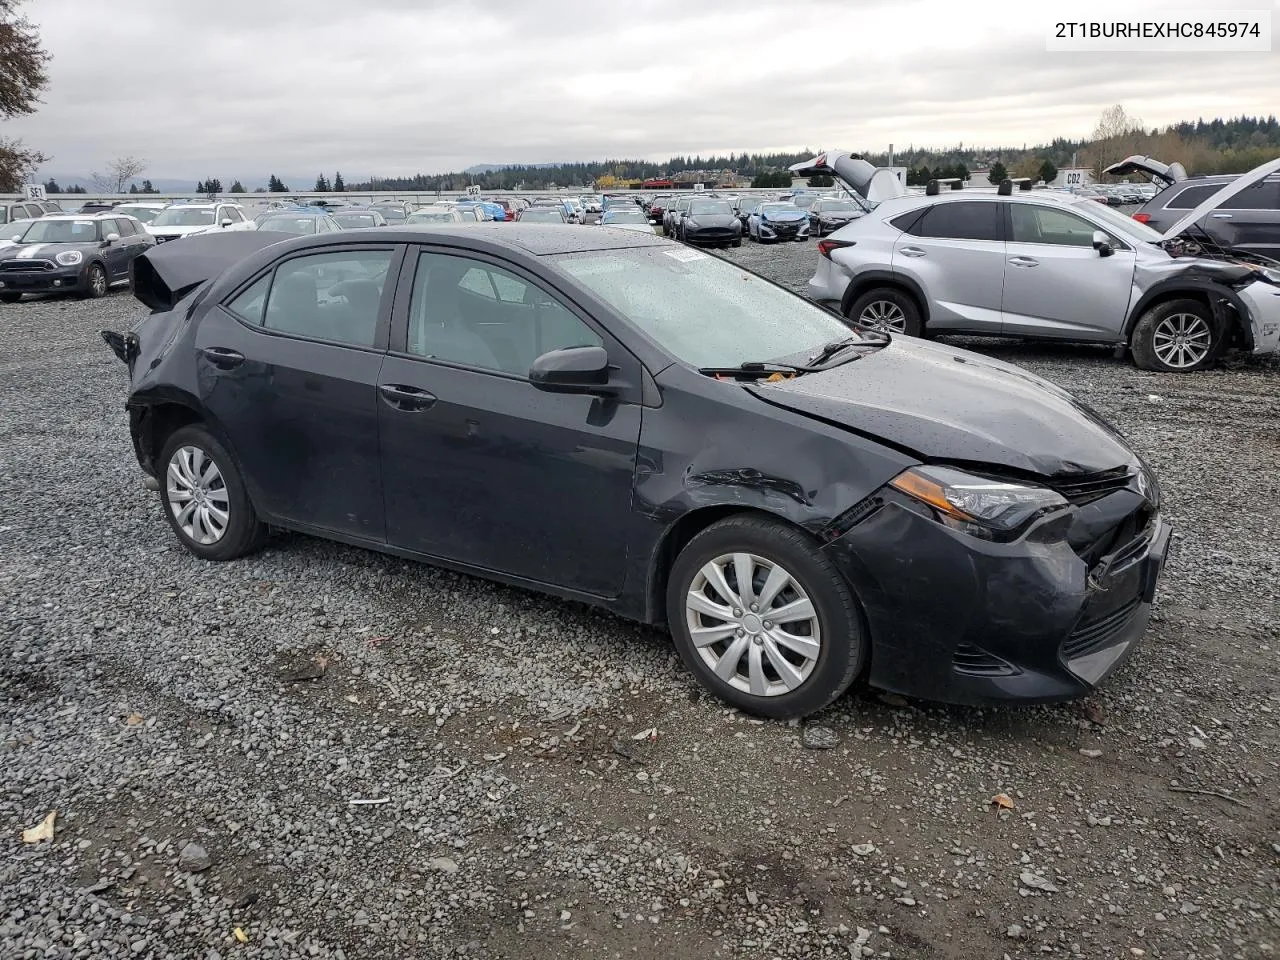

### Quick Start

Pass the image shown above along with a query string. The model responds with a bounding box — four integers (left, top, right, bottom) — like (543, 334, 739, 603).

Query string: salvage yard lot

(1, 241, 1277, 959)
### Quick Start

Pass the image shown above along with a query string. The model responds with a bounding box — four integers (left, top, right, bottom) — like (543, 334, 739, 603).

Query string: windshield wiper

(698, 361, 806, 380)
(805, 333, 889, 367)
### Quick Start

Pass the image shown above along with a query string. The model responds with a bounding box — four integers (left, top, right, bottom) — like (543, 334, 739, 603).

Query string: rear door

(101, 219, 133, 281)
(196, 244, 402, 540)
(1000, 202, 1135, 340)
(892, 199, 1005, 332)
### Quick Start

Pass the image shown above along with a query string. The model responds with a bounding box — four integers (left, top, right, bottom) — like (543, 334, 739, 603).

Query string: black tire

(0, 292, 21, 304)
(666, 515, 866, 719)
(732, 238, 742, 248)
(1129, 298, 1223, 373)
(83, 262, 108, 299)
(846, 287, 924, 337)
(157, 424, 267, 561)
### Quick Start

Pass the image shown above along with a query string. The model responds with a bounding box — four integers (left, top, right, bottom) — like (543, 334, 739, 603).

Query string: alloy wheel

(858, 299, 907, 332)
(685, 552, 822, 697)
(166, 445, 230, 544)
(1152, 313, 1212, 369)
(90, 266, 108, 297)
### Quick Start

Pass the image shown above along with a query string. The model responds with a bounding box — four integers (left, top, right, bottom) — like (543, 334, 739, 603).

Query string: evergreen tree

(988, 161, 1009, 184)
(808, 173, 833, 187)
(128, 184, 139, 194)
(229, 180, 245, 193)
(268, 175, 288, 192)
(43, 178, 60, 193)
(314, 173, 330, 192)
(333, 171, 345, 192)
(140, 179, 155, 193)
(1038, 159, 1058, 183)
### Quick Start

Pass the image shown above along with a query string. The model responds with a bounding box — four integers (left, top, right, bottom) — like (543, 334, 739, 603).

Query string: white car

(579, 195, 603, 214)
(597, 209, 658, 234)
(111, 202, 169, 226)
(147, 202, 255, 242)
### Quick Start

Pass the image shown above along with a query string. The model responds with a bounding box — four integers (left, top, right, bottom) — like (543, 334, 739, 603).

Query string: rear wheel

(1130, 298, 1223, 372)
(158, 424, 267, 561)
(667, 515, 866, 719)
(846, 287, 924, 336)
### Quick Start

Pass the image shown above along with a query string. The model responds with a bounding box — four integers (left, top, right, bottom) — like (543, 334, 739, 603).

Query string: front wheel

(667, 515, 866, 719)
(1130, 298, 1223, 372)
(158, 424, 267, 561)
(83, 263, 108, 299)
(732, 238, 742, 248)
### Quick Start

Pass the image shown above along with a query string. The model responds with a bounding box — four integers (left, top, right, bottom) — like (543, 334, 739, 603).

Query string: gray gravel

(1, 247, 1277, 959)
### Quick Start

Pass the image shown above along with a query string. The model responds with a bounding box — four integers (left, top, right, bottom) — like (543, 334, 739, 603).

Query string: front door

(196, 245, 402, 540)
(1001, 202, 1135, 340)
(377, 248, 642, 597)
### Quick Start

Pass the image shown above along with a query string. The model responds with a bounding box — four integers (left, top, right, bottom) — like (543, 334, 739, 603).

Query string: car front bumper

(0, 265, 88, 295)
(684, 227, 742, 245)
(1237, 278, 1280, 355)
(758, 221, 808, 241)
(822, 490, 1171, 705)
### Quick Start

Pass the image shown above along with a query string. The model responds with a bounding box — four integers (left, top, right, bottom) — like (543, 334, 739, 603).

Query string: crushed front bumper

(822, 489, 1170, 705)
(1237, 278, 1280, 355)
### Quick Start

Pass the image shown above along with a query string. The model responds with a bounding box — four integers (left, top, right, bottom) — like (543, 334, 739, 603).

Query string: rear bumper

(807, 257, 849, 305)
(822, 495, 1170, 706)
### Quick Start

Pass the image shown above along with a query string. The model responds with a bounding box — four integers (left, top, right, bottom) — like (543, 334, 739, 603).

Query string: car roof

(260, 209, 331, 217)
(874, 189, 1088, 215)
(288, 223, 667, 255)
(38, 212, 138, 221)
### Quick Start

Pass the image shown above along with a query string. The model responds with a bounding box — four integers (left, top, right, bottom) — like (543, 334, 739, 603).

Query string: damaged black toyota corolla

(103, 225, 1170, 718)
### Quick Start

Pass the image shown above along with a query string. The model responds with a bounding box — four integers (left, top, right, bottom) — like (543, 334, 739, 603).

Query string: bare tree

(0, 0, 52, 191)
(1089, 104, 1145, 178)
(90, 155, 149, 193)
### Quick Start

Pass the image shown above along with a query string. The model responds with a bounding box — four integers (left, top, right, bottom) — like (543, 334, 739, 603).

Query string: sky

(5, 0, 1279, 183)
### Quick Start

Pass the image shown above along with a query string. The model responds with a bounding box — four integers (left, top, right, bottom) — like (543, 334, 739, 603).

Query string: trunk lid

(1103, 155, 1187, 188)
(788, 152, 906, 204)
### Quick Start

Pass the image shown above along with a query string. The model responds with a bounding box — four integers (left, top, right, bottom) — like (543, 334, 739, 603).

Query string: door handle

(379, 383, 437, 412)
(199, 346, 245, 369)
(1210, 213, 1233, 219)
(899, 246, 926, 257)
(1008, 256, 1039, 267)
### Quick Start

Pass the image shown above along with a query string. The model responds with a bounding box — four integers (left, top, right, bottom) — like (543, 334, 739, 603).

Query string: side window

(1008, 205, 1099, 247)
(262, 250, 394, 346)
(226, 207, 245, 222)
(1221, 180, 1280, 210)
(116, 218, 136, 237)
(227, 274, 271, 325)
(913, 201, 1002, 241)
(890, 208, 929, 235)
(1165, 184, 1222, 209)
(406, 251, 602, 376)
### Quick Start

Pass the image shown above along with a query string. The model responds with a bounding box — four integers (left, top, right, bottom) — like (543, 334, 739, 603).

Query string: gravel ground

(1, 244, 1277, 959)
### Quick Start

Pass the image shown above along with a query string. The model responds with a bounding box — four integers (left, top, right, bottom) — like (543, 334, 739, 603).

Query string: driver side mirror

(220, 218, 234, 228)
(529, 345, 612, 394)
(104, 232, 121, 244)
(1092, 230, 1114, 257)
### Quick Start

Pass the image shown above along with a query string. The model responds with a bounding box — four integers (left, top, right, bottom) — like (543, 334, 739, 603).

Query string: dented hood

(749, 338, 1134, 477)
(131, 231, 292, 311)
(789, 152, 906, 203)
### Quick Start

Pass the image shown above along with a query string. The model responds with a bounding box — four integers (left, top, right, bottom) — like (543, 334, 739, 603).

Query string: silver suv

(805, 167, 1280, 372)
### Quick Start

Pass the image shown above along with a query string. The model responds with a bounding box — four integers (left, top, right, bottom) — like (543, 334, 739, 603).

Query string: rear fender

(840, 270, 930, 324)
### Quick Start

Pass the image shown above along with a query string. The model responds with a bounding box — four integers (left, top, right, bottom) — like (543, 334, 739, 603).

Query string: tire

(0, 292, 21, 304)
(157, 424, 267, 561)
(83, 263, 108, 299)
(732, 238, 742, 248)
(666, 515, 866, 719)
(1129, 298, 1223, 373)
(846, 287, 924, 336)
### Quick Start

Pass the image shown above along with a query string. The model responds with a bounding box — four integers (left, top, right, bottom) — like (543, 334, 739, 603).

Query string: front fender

(1125, 276, 1254, 343)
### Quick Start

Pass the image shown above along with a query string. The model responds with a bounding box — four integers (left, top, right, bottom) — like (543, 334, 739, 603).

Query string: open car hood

(748, 338, 1134, 477)
(131, 231, 292, 311)
(1159, 155, 1280, 242)
(788, 152, 906, 204)
(1103, 155, 1187, 188)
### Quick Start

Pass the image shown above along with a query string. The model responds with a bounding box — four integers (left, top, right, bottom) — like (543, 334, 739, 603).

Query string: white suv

(147, 202, 255, 242)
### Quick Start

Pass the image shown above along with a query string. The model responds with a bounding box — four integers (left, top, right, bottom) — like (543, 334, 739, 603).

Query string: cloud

(6, 0, 1278, 180)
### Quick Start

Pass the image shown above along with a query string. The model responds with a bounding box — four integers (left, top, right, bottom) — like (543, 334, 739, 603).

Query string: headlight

(55, 251, 83, 266)
(889, 465, 1067, 538)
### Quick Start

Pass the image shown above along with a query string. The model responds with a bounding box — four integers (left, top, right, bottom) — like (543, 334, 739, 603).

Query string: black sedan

(1, 213, 153, 302)
(102, 226, 1169, 718)
(678, 199, 742, 247)
(808, 198, 867, 237)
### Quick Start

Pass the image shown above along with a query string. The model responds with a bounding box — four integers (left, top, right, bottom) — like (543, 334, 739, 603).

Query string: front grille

(766, 222, 801, 235)
(1062, 597, 1142, 660)
(952, 644, 1019, 677)
(1050, 467, 1132, 505)
(154, 235, 178, 243)
(1, 259, 54, 271)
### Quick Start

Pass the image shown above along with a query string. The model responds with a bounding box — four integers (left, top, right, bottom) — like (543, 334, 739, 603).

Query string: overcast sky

(6, 0, 1279, 182)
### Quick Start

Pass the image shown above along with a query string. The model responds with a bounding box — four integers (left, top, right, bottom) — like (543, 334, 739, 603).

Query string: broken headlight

(889, 465, 1067, 538)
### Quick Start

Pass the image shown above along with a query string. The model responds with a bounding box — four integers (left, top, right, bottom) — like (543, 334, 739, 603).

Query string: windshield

(256, 216, 319, 235)
(409, 211, 456, 223)
(13, 219, 100, 243)
(1073, 200, 1164, 243)
(689, 201, 732, 216)
(791, 195, 820, 209)
(759, 203, 801, 216)
(334, 213, 378, 227)
(152, 208, 215, 227)
(602, 211, 646, 223)
(113, 206, 160, 223)
(816, 200, 860, 213)
(554, 247, 861, 368)
(376, 208, 406, 220)
(520, 209, 564, 222)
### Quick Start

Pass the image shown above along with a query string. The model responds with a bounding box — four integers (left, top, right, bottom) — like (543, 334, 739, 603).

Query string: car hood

(131, 230, 293, 311)
(761, 210, 807, 222)
(0, 240, 92, 258)
(816, 210, 861, 219)
(747, 338, 1134, 477)
(149, 224, 216, 237)
(1159, 155, 1280, 241)
(685, 214, 738, 226)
